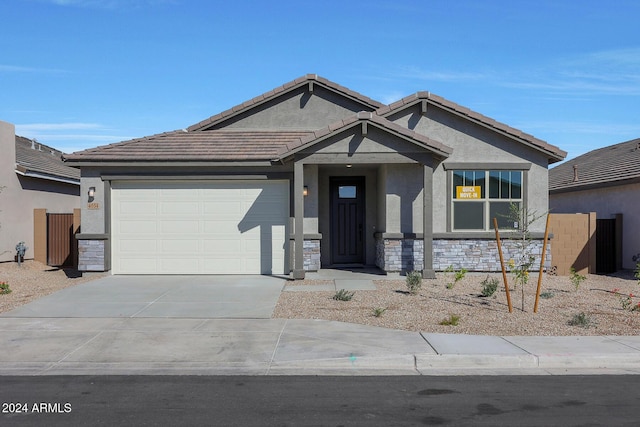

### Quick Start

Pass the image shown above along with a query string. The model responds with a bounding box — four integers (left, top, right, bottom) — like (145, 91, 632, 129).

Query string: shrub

(405, 271, 423, 295)
(480, 276, 499, 297)
(444, 266, 467, 289)
(0, 281, 10, 295)
(540, 291, 554, 299)
(333, 289, 354, 301)
(568, 312, 593, 328)
(439, 314, 460, 326)
(569, 267, 586, 291)
(372, 307, 387, 317)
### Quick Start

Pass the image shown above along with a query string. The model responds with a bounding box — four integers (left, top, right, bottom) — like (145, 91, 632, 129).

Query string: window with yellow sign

(456, 186, 481, 199)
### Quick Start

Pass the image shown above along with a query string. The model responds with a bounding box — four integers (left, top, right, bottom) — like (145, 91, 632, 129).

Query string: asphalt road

(1, 375, 638, 426)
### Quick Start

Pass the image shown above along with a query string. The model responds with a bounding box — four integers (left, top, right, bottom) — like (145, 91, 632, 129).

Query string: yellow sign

(456, 186, 481, 199)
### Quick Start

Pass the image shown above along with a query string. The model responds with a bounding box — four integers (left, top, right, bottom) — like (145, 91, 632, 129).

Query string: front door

(330, 177, 365, 265)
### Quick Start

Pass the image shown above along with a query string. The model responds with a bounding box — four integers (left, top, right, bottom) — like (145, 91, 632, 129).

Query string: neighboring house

(0, 120, 80, 263)
(64, 75, 566, 278)
(549, 138, 640, 271)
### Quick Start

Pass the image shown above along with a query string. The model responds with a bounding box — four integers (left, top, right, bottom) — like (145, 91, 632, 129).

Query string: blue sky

(2, 0, 639, 164)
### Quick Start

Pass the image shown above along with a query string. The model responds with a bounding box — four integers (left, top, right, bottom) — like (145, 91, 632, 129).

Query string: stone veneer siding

(303, 239, 321, 271)
(376, 238, 424, 272)
(376, 237, 551, 273)
(78, 240, 105, 271)
(433, 239, 551, 272)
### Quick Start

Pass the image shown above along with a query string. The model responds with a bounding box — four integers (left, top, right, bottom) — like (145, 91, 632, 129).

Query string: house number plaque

(87, 202, 100, 210)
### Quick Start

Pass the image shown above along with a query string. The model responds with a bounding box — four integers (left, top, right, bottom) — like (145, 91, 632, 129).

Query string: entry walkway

(284, 267, 391, 292)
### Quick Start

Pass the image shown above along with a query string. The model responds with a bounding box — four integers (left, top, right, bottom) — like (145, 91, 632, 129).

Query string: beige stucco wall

(550, 183, 640, 270)
(0, 120, 80, 262)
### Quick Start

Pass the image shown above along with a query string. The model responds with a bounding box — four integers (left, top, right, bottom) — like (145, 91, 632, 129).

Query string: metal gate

(47, 213, 75, 266)
(596, 218, 616, 274)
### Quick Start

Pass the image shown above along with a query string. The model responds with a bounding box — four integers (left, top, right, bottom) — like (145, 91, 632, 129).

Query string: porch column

(293, 161, 305, 279)
(422, 163, 436, 278)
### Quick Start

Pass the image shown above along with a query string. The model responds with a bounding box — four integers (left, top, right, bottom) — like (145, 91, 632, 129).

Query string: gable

(188, 74, 383, 132)
(279, 112, 452, 162)
(389, 103, 550, 166)
(379, 93, 566, 165)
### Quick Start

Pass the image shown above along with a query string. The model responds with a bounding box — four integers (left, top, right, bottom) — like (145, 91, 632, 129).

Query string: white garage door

(111, 180, 289, 275)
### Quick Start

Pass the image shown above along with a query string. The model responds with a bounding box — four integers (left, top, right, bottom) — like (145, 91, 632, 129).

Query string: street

(1, 375, 638, 426)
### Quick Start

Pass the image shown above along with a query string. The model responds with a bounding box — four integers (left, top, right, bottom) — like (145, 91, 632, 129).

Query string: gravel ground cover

(2, 260, 639, 336)
(274, 271, 640, 336)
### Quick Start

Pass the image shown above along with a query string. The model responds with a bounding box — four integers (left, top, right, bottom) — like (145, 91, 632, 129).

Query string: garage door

(111, 180, 289, 274)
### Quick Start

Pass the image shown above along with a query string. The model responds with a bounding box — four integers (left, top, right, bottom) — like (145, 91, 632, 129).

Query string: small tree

(505, 203, 546, 311)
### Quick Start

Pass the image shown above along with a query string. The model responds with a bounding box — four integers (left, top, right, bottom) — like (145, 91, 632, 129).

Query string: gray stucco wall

(550, 183, 640, 270)
(388, 104, 551, 234)
(79, 169, 107, 234)
(0, 120, 80, 262)
(211, 85, 373, 131)
(383, 164, 423, 234)
(303, 164, 319, 234)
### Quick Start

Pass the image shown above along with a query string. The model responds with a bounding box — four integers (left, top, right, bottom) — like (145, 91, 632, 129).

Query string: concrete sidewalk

(1, 317, 639, 376)
(1, 271, 639, 376)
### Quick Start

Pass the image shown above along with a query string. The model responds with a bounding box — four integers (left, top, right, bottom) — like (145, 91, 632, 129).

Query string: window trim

(447, 168, 527, 232)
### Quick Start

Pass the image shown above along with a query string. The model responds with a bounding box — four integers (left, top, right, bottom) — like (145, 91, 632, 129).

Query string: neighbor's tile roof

(549, 138, 640, 192)
(15, 136, 80, 181)
(63, 130, 313, 162)
(377, 92, 567, 163)
(187, 74, 384, 132)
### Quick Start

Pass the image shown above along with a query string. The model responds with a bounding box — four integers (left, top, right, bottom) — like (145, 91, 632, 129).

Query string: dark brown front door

(330, 177, 365, 265)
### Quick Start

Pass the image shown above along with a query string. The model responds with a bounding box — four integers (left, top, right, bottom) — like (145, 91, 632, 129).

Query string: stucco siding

(389, 104, 551, 233)
(384, 164, 423, 234)
(550, 183, 640, 269)
(0, 120, 80, 262)
(213, 85, 371, 130)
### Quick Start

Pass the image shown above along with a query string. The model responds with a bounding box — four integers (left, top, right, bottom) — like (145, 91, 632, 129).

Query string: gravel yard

(2, 260, 639, 336)
(274, 271, 640, 336)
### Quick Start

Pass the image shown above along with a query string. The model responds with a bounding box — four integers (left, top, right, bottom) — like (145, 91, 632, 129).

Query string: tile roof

(549, 138, 640, 192)
(15, 136, 80, 182)
(278, 112, 453, 159)
(63, 130, 313, 162)
(376, 92, 567, 163)
(63, 75, 564, 165)
(187, 74, 384, 132)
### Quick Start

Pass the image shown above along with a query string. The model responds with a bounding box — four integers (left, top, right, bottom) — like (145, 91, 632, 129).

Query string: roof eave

(15, 167, 80, 186)
(550, 175, 640, 194)
(61, 159, 279, 168)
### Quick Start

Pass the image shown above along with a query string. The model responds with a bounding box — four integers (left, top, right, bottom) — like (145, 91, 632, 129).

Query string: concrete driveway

(0, 275, 285, 319)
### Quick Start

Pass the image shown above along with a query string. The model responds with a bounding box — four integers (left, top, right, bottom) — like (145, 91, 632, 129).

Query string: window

(338, 185, 357, 199)
(452, 170, 523, 230)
